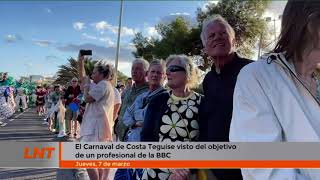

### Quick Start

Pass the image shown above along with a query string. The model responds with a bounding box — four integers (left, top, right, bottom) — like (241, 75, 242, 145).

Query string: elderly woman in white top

(79, 58, 115, 180)
(230, 1, 320, 179)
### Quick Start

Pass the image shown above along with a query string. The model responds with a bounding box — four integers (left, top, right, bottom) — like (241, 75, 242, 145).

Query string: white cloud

(81, 33, 115, 47)
(57, 43, 134, 62)
(117, 61, 132, 77)
(201, 1, 219, 12)
(99, 37, 115, 47)
(82, 33, 97, 40)
(5, 34, 22, 43)
(122, 27, 135, 36)
(45, 8, 52, 13)
(144, 26, 161, 39)
(266, 1, 287, 16)
(73, 22, 86, 31)
(94, 21, 111, 31)
(169, 12, 190, 16)
(32, 39, 54, 47)
(93, 21, 136, 36)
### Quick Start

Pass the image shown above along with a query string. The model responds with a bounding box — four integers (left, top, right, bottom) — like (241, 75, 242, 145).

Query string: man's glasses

(166, 65, 186, 73)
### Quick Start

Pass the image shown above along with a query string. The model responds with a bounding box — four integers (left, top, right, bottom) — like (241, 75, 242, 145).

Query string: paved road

(0, 108, 88, 180)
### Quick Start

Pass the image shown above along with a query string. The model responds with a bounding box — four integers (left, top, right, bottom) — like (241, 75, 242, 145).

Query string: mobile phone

(79, 49, 92, 56)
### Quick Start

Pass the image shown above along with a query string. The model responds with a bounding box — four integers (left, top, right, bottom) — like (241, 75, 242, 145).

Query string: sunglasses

(166, 65, 186, 73)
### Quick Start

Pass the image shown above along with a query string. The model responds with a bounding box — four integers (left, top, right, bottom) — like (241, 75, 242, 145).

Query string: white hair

(166, 54, 200, 88)
(200, 14, 235, 47)
(132, 58, 150, 72)
(71, 77, 78, 82)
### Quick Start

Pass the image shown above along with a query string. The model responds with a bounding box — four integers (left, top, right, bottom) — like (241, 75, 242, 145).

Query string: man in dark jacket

(199, 15, 253, 180)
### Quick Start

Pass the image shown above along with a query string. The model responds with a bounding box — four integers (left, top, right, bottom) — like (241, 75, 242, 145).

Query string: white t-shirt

(80, 80, 115, 141)
(114, 87, 121, 105)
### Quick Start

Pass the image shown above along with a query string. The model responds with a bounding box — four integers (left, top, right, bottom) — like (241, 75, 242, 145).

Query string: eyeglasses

(166, 65, 186, 73)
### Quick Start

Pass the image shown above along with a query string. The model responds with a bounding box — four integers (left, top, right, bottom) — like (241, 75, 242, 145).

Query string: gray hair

(166, 55, 200, 88)
(94, 61, 114, 80)
(149, 59, 165, 71)
(132, 58, 150, 72)
(200, 14, 235, 47)
(71, 77, 78, 82)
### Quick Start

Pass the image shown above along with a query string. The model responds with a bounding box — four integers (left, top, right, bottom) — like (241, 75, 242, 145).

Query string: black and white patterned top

(142, 91, 202, 180)
(159, 91, 202, 142)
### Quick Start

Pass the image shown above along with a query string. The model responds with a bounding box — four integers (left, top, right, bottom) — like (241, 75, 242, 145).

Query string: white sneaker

(0, 121, 3, 125)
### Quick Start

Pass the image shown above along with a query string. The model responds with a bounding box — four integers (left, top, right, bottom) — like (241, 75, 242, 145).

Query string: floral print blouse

(141, 91, 202, 180)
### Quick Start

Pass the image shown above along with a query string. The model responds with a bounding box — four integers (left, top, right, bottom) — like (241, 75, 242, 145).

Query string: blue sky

(0, 1, 285, 79)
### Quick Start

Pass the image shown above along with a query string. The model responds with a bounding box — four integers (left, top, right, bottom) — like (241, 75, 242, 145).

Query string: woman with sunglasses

(141, 55, 202, 180)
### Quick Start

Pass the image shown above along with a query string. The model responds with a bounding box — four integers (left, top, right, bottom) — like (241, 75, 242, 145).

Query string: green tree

(116, 70, 129, 85)
(54, 57, 96, 85)
(197, 0, 271, 58)
(132, 32, 155, 61)
(132, 17, 201, 62)
(132, 0, 271, 70)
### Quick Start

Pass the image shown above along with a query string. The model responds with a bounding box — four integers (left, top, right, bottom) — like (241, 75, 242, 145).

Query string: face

(147, 64, 165, 87)
(2, 73, 7, 80)
(91, 68, 103, 84)
(131, 63, 146, 83)
(127, 79, 133, 87)
(204, 22, 234, 57)
(71, 79, 78, 87)
(166, 59, 187, 89)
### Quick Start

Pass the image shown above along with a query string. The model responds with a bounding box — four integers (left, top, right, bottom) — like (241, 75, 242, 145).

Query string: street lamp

(114, 0, 124, 84)
(257, 15, 282, 59)
(265, 15, 282, 43)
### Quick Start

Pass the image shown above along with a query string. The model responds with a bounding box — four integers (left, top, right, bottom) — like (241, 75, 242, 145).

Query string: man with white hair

(199, 15, 252, 180)
(115, 58, 149, 141)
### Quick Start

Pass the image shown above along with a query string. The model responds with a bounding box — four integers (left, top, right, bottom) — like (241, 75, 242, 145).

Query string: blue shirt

(123, 87, 165, 142)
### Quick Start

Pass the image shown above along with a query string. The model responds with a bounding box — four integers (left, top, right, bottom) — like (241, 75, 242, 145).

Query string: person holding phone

(79, 50, 115, 180)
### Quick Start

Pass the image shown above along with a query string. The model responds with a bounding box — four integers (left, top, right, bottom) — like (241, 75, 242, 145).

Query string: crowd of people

(0, 73, 16, 125)
(0, 0, 319, 179)
(0, 72, 34, 125)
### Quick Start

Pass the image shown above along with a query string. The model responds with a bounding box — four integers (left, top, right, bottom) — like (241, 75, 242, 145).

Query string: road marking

(1, 123, 7, 127)
(13, 108, 29, 118)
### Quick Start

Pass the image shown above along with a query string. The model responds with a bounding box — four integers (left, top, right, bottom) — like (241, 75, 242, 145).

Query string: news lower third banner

(1, 142, 320, 168)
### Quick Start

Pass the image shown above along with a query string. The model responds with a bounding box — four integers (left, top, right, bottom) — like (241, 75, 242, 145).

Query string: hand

(68, 94, 74, 98)
(78, 52, 85, 62)
(84, 76, 91, 84)
(169, 169, 190, 180)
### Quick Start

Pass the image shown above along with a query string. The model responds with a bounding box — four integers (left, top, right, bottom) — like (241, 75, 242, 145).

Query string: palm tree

(54, 57, 96, 85)
(54, 57, 128, 86)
